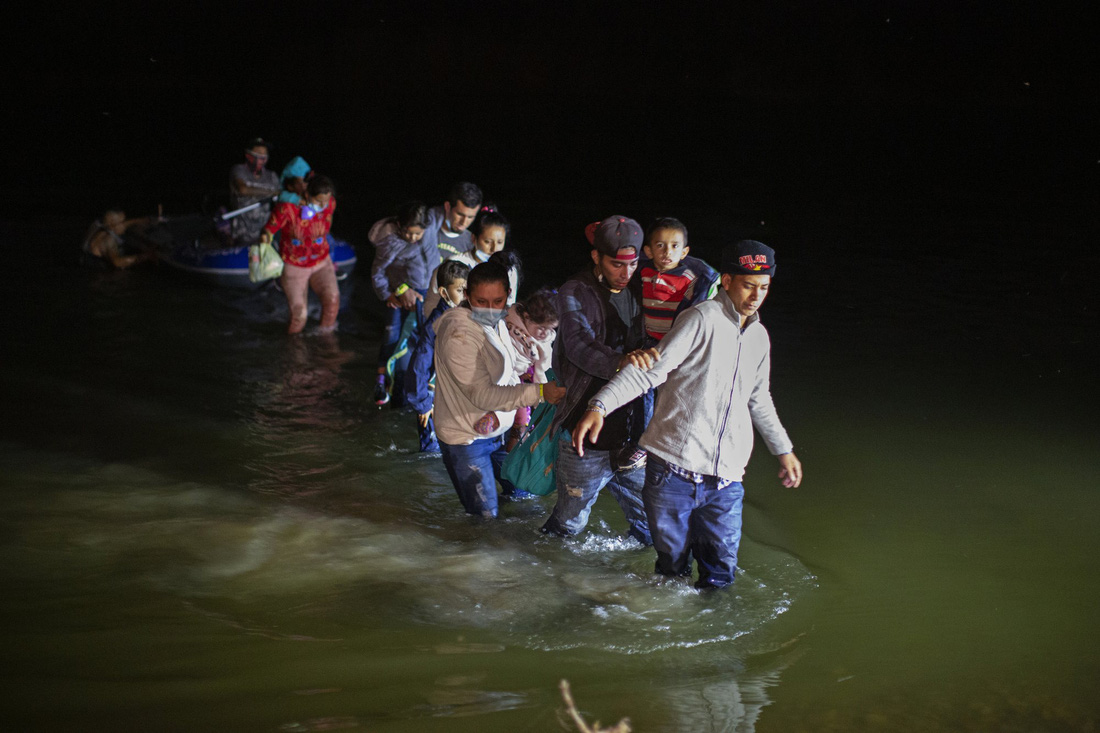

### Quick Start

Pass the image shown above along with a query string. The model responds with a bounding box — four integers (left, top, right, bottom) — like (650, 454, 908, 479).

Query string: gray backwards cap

(584, 216, 643, 260)
(721, 240, 776, 277)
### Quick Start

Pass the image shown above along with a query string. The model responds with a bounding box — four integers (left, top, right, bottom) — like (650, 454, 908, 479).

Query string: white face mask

(469, 306, 506, 329)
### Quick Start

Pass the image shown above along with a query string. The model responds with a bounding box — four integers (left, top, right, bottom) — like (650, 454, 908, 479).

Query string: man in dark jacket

(540, 216, 659, 544)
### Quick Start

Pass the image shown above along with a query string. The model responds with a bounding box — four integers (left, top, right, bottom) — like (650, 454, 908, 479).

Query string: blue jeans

(440, 435, 514, 518)
(643, 454, 744, 589)
(541, 434, 651, 545)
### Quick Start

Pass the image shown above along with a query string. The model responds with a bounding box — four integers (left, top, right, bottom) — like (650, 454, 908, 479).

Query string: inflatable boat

(133, 214, 357, 289)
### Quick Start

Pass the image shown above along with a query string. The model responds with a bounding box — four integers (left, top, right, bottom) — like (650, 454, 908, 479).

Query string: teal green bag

(501, 399, 560, 496)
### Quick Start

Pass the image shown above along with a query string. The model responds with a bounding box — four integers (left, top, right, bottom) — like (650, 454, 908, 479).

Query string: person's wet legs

(542, 435, 649, 540)
(691, 481, 743, 589)
(605, 465, 651, 544)
(642, 456, 698, 576)
(377, 296, 423, 407)
(280, 262, 312, 334)
(489, 442, 520, 496)
(375, 306, 404, 404)
(310, 257, 340, 331)
(542, 436, 612, 536)
(440, 436, 507, 518)
(386, 297, 423, 408)
(378, 307, 404, 363)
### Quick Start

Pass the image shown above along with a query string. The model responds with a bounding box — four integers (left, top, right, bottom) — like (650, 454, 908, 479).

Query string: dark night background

(2, 5, 1100, 729)
(4, 1, 1098, 383)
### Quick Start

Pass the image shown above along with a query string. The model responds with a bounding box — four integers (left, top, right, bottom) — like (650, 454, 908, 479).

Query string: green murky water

(1, 224, 1097, 731)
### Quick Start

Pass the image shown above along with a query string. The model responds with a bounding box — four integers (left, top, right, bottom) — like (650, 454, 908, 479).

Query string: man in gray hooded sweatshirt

(571, 239, 803, 589)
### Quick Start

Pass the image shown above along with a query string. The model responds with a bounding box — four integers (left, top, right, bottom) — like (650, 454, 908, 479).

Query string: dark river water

(1, 207, 1098, 731)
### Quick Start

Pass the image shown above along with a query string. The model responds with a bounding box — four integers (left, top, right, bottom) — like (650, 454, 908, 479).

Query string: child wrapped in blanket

(502, 288, 559, 454)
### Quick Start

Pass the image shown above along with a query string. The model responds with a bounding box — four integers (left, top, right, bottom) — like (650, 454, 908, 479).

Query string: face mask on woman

(469, 306, 506, 329)
(244, 151, 266, 174)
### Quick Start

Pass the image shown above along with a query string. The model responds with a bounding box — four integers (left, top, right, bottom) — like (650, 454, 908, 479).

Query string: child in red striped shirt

(620, 218, 720, 472)
(639, 217, 719, 345)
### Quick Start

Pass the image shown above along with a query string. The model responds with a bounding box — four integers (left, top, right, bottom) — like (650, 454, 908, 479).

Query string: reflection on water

(655, 666, 789, 733)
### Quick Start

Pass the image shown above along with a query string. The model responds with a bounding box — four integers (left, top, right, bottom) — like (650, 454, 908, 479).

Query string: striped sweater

(640, 255, 720, 341)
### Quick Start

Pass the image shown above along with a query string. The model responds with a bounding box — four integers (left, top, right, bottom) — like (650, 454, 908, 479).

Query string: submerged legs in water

(440, 435, 514, 518)
(541, 436, 651, 545)
(643, 454, 743, 589)
(281, 257, 340, 334)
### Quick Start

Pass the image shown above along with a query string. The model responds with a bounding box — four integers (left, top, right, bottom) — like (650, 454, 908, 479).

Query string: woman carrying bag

(257, 176, 340, 334)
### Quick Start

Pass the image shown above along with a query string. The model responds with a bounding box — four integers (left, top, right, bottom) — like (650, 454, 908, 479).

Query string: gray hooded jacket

(591, 288, 794, 481)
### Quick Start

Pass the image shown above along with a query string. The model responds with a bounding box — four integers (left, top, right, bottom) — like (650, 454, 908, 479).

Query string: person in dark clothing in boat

(229, 137, 280, 246)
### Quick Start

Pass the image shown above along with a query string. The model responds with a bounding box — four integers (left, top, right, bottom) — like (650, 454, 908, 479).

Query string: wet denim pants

(643, 454, 744, 589)
(541, 434, 652, 545)
(439, 435, 514, 518)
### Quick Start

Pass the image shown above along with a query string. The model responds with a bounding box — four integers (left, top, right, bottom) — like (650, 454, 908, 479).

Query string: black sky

(6, 1, 1096, 246)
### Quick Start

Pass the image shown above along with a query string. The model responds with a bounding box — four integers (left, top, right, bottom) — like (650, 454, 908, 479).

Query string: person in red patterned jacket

(259, 176, 340, 334)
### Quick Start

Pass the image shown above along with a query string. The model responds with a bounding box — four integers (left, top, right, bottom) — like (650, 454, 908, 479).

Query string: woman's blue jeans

(440, 435, 514, 518)
(643, 454, 744, 589)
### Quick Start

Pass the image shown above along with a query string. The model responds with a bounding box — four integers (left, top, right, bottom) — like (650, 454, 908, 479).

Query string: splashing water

(1, 445, 816, 663)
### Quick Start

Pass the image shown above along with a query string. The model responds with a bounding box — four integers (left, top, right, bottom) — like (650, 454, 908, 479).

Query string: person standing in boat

(258, 176, 340, 334)
(229, 138, 281, 246)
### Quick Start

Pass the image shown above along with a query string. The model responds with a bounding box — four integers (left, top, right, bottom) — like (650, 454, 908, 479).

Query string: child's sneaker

(612, 445, 647, 473)
(373, 376, 390, 406)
